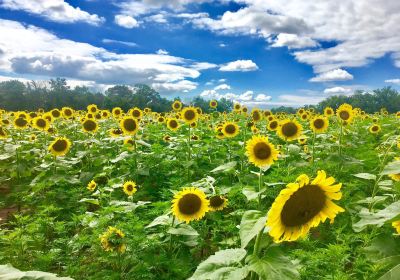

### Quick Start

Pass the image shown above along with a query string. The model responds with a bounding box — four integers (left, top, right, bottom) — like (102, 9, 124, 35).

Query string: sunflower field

(0, 101, 400, 280)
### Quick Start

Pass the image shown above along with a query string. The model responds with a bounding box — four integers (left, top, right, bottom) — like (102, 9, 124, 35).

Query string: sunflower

(251, 109, 262, 122)
(300, 113, 309, 121)
(297, 136, 307, 145)
(234, 103, 241, 111)
(181, 107, 199, 124)
(209, 100, 218, 108)
(263, 110, 272, 117)
(100, 226, 126, 253)
(216, 131, 225, 139)
(48, 137, 72, 157)
(172, 187, 209, 223)
(130, 107, 143, 119)
(112, 107, 123, 118)
(123, 138, 135, 150)
(392, 220, 400, 234)
(82, 119, 98, 133)
(251, 126, 259, 134)
(123, 181, 137, 196)
(87, 180, 97, 192)
(172, 100, 183, 111)
(336, 104, 354, 123)
(266, 170, 344, 243)
(32, 116, 50, 131)
(101, 110, 111, 119)
(323, 107, 333, 117)
(209, 195, 228, 211)
(310, 116, 329, 133)
(62, 107, 74, 119)
(167, 118, 180, 131)
(246, 135, 279, 168)
(190, 121, 197, 128)
(163, 135, 171, 142)
(87, 104, 98, 113)
(242, 107, 248, 114)
(388, 157, 400, 181)
(277, 119, 303, 141)
(29, 134, 36, 141)
(0, 127, 7, 139)
(396, 112, 400, 118)
(120, 117, 139, 135)
(369, 124, 381, 134)
(191, 134, 199, 141)
(303, 145, 309, 153)
(50, 109, 61, 119)
(109, 128, 123, 137)
(158, 116, 165, 123)
(372, 117, 379, 123)
(267, 119, 279, 131)
(13, 117, 29, 129)
(222, 122, 240, 138)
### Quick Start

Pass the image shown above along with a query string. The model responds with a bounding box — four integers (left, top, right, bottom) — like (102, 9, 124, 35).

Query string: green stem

(187, 125, 191, 181)
(258, 167, 263, 208)
(168, 216, 176, 252)
(338, 122, 343, 157)
(311, 132, 316, 163)
(133, 134, 138, 182)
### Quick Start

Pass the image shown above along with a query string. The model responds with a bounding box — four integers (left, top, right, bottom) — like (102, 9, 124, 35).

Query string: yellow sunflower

(392, 220, 400, 234)
(251, 109, 262, 122)
(112, 107, 123, 118)
(82, 119, 98, 133)
(123, 138, 135, 150)
(50, 109, 61, 119)
(181, 107, 199, 124)
(109, 128, 123, 137)
(87, 104, 98, 114)
(310, 116, 329, 133)
(267, 119, 279, 131)
(123, 181, 137, 196)
(62, 107, 74, 119)
(209, 195, 228, 211)
(336, 104, 354, 123)
(163, 135, 171, 142)
(130, 107, 143, 119)
(32, 116, 50, 131)
(222, 122, 240, 138)
(369, 124, 381, 134)
(87, 180, 97, 192)
(0, 126, 7, 139)
(388, 157, 400, 181)
(267, 170, 344, 243)
(172, 100, 183, 111)
(277, 119, 303, 141)
(216, 131, 225, 139)
(48, 137, 72, 157)
(171, 187, 209, 223)
(100, 226, 126, 253)
(167, 118, 180, 131)
(324, 107, 334, 117)
(209, 100, 218, 108)
(234, 103, 241, 111)
(297, 136, 307, 145)
(13, 117, 29, 129)
(120, 117, 139, 135)
(246, 135, 279, 168)
(29, 134, 36, 141)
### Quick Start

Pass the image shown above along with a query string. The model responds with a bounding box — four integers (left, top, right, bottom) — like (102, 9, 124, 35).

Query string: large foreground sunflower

(246, 135, 279, 168)
(267, 170, 344, 243)
(100, 226, 126, 253)
(120, 117, 139, 135)
(48, 137, 72, 157)
(222, 122, 239, 138)
(171, 187, 209, 223)
(277, 119, 303, 141)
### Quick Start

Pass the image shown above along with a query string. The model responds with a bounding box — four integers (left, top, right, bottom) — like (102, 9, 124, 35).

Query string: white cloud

(214, 83, 231, 90)
(219, 59, 259, 72)
(218, 79, 226, 83)
(145, 13, 168, 23)
(385, 78, 400, 85)
(191, 62, 218, 70)
(219, 43, 227, 47)
(271, 33, 318, 49)
(323, 87, 352, 94)
(200, 88, 271, 106)
(156, 49, 169, 55)
(254, 93, 272, 101)
(309, 69, 353, 82)
(1, 0, 104, 25)
(152, 80, 197, 92)
(114, 14, 139, 28)
(102, 39, 138, 47)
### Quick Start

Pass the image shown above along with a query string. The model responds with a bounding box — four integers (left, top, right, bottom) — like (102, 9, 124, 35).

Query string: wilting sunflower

(171, 187, 209, 223)
(246, 135, 279, 168)
(100, 226, 126, 253)
(267, 170, 344, 243)
(209, 100, 218, 108)
(324, 107, 334, 117)
(167, 118, 180, 131)
(48, 137, 72, 157)
(0, 127, 7, 139)
(82, 119, 98, 133)
(120, 117, 139, 135)
(267, 119, 279, 131)
(310, 116, 329, 133)
(392, 220, 400, 234)
(32, 116, 50, 131)
(123, 181, 137, 196)
(13, 117, 29, 129)
(277, 119, 303, 141)
(369, 124, 381, 134)
(209, 195, 228, 212)
(181, 107, 199, 124)
(336, 104, 354, 123)
(388, 157, 400, 181)
(222, 122, 239, 138)
(172, 100, 183, 111)
(87, 180, 97, 192)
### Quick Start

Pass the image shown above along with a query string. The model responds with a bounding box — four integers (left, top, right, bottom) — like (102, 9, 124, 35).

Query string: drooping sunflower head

(209, 195, 228, 212)
(172, 100, 183, 111)
(369, 124, 381, 134)
(0, 126, 7, 139)
(120, 117, 139, 135)
(123, 138, 135, 150)
(336, 104, 354, 123)
(14, 117, 29, 129)
(33, 116, 50, 131)
(310, 116, 329, 133)
(48, 137, 72, 157)
(246, 135, 279, 168)
(277, 119, 303, 141)
(222, 122, 240, 138)
(209, 100, 218, 108)
(82, 119, 98, 133)
(267, 170, 344, 243)
(100, 226, 126, 253)
(324, 107, 334, 117)
(87, 180, 97, 192)
(172, 187, 209, 223)
(181, 107, 199, 124)
(167, 118, 180, 131)
(123, 181, 137, 196)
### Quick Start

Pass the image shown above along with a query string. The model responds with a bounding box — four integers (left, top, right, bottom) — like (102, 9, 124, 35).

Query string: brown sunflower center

(339, 111, 350, 120)
(52, 110, 61, 118)
(313, 119, 325, 129)
(126, 185, 133, 192)
(281, 184, 326, 227)
(253, 142, 271, 160)
(0, 127, 6, 136)
(269, 121, 278, 129)
(36, 118, 47, 128)
(65, 109, 72, 116)
(52, 139, 68, 152)
(372, 125, 379, 131)
(281, 122, 298, 137)
(210, 196, 225, 208)
(184, 110, 196, 121)
(174, 102, 180, 109)
(178, 193, 202, 215)
(132, 110, 141, 118)
(326, 109, 333, 115)
(224, 124, 236, 134)
(123, 119, 137, 132)
(83, 120, 97, 131)
(90, 107, 96, 112)
(113, 128, 123, 135)
(252, 112, 261, 121)
(169, 120, 178, 128)
(211, 101, 216, 106)
(15, 118, 28, 127)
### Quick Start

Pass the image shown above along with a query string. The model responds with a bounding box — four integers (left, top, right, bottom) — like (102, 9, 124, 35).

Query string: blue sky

(0, 0, 399, 108)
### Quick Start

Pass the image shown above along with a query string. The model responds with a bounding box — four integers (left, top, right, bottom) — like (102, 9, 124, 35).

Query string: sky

(0, 0, 400, 108)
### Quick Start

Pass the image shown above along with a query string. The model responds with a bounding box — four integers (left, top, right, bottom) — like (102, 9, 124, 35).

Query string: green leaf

(287, 144, 301, 153)
(353, 201, 400, 232)
(239, 210, 267, 249)
(78, 198, 99, 205)
(381, 161, 400, 175)
(145, 214, 171, 228)
(168, 224, 199, 236)
(242, 186, 265, 202)
(353, 173, 377, 180)
(190, 248, 247, 280)
(247, 246, 300, 280)
(0, 264, 74, 279)
(364, 234, 400, 263)
(378, 264, 400, 280)
(210, 161, 237, 173)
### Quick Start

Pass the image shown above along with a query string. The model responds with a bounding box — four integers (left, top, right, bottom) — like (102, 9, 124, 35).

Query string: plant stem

(258, 167, 263, 208)
(187, 125, 191, 181)
(311, 132, 316, 163)
(168, 216, 176, 252)
(338, 122, 343, 157)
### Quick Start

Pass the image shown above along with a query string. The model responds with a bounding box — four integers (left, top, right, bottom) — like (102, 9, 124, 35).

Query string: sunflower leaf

(353, 173, 377, 180)
(239, 210, 267, 248)
(353, 201, 400, 232)
(210, 161, 237, 173)
(381, 160, 400, 175)
(378, 264, 400, 280)
(0, 264, 74, 280)
(168, 224, 199, 236)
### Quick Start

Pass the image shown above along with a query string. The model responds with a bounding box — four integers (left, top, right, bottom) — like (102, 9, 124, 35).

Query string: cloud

(385, 78, 400, 85)
(114, 15, 139, 28)
(271, 33, 318, 49)
(219, 59, 258, 72)
(145, 13, 168, 23)
(102, 39, 138, 47)
(191, 62, 218, 70)
(214, 83, 230, 90)
(152, 80, 197, 92)
(323, 86, 352, 94)
(1, 0, 104, 25)
(200, 88, 271, 106)
(254, 93, 272, 101)
(156, 49, 169, 55)
(309, 69, 353, 82)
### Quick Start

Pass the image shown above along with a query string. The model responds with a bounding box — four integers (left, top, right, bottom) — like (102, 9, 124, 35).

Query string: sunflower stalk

(338, 121, 343, 157)
(168, 216, 176, 252)
(311, 131, 316, 163)
(187, 125, 191, 181)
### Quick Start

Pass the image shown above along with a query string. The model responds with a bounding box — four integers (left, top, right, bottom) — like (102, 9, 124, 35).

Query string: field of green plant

(0, 102, 399, 280)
